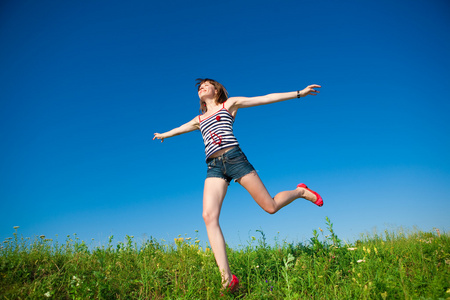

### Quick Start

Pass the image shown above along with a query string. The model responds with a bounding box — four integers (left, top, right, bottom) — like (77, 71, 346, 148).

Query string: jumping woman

(153, 78, 323, 293)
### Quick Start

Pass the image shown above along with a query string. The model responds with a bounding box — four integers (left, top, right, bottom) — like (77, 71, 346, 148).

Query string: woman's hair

(196, 78, 229, 114)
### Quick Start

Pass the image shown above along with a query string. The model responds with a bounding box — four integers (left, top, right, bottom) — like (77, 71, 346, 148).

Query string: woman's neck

(204, 98, 221, 113)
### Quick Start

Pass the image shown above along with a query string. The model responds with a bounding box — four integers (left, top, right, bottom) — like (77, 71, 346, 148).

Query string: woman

(153, 78, 323, 293)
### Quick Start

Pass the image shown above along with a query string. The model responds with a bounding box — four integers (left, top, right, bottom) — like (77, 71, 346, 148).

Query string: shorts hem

(206, 175, 231, 184)
(233, 169, 257, 182)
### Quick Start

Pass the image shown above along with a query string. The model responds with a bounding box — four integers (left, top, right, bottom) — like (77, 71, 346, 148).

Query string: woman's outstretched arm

(153, 116, 199, 142)
(229, 84, 321, 109)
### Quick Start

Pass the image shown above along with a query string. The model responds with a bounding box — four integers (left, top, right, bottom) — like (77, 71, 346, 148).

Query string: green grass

(1, 217, 449, 299)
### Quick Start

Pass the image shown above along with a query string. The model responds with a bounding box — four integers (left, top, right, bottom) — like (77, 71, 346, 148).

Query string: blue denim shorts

(206, 146, 256, 183)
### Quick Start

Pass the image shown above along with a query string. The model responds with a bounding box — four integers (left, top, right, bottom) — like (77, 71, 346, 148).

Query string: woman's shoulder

(223, 98, 241, 117)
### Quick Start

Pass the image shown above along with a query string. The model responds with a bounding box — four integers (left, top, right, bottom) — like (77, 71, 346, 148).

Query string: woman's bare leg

(202, 177, 232, 288)
(237, 171, 317, 214)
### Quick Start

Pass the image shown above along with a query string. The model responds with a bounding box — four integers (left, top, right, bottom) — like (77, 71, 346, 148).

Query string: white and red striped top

(199, 103, 239, 160)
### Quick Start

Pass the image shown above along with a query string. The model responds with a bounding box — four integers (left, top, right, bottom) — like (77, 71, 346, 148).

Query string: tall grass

(1, 218, 448, 299)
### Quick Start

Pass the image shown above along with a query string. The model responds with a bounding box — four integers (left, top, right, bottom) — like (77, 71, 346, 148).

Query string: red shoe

(221, 274, 239, 296)
(229, 274, 239, 292)
(297, 183, 323, 207)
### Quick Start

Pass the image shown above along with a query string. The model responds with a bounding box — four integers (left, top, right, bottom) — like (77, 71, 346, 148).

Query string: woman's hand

(153, 133, 165, 142)
(299, 84, 321, 97)
(152, 117, 200, 143)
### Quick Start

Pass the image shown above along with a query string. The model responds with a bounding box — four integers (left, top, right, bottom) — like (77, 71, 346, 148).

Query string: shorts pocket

(227, 153, 247, 164)
(207, 158, 217, 169)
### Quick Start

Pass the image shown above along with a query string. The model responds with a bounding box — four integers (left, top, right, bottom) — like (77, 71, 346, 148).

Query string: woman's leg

(202, 177, 232, 288)
(237, 171, 317, 214)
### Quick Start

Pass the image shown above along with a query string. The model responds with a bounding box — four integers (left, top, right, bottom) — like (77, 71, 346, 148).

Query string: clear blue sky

(1, 0, 449, 248)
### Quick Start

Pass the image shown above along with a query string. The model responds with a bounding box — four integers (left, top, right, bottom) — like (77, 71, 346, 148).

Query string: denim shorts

(206, 146, 256, 183)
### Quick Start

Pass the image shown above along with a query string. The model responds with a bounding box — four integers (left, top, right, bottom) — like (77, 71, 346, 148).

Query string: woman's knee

(263, 204, 277, 214)
(254, 195, 277, 214)
(202, 210, 220, 226)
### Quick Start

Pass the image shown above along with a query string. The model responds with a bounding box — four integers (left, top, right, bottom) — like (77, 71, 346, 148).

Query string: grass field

(1, 217, 449, 299)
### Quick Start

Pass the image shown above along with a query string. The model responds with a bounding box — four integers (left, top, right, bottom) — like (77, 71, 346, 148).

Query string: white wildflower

(44, 291, 51, 298)
(357, 259, 366, 263)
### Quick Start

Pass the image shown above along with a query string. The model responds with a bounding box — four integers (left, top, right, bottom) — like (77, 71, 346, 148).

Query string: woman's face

(198, 81, 217, 99)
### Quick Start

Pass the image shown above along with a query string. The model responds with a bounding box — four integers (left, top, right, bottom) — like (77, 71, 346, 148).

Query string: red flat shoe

(229, 274, 239, 293)
(221, 274, 239, 296)
(297, 183, 323, 207)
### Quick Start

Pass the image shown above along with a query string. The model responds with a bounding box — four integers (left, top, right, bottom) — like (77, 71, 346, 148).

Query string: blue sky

(1, 0, 449, 249)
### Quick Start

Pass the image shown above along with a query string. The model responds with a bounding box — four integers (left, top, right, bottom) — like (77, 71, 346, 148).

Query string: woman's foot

(297, 183, 323, 206)
(221, 274, 239, 295)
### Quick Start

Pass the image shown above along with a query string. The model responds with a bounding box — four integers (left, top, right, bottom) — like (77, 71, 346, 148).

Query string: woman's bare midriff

(208, 146, 236, 158)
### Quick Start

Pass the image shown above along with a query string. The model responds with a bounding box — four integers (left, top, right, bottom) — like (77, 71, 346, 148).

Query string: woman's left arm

(230, 84, 321, 109)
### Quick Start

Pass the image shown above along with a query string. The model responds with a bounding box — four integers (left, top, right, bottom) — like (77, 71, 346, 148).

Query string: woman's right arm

(153, 116, 199, 142)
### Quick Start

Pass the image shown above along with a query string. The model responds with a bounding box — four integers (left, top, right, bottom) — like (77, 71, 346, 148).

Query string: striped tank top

(199, 103, 239, 160)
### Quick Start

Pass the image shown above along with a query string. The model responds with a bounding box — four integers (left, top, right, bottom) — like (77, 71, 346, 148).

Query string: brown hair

(196, 78, 229, 114)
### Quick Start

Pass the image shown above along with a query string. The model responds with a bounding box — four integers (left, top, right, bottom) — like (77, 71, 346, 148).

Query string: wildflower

(374, 247, 378, 255)
(367, 248, 371, 254)
(319, 227, 323, 232)
(40, 235, 45, 239)
(195, 240, 200, 244)
(347, 247, 357, 251)
(435, 228, 441, 237)
(185, 237, 191, 241)
(72, 276, 81, 286)
(363, 246, 366, 252)
(44, 291, 51, 298)
(13, 226, 19, 229)
(251, 236, 256, 241)
(6, 237, 12, 240)
(357, 259, 366, 263)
